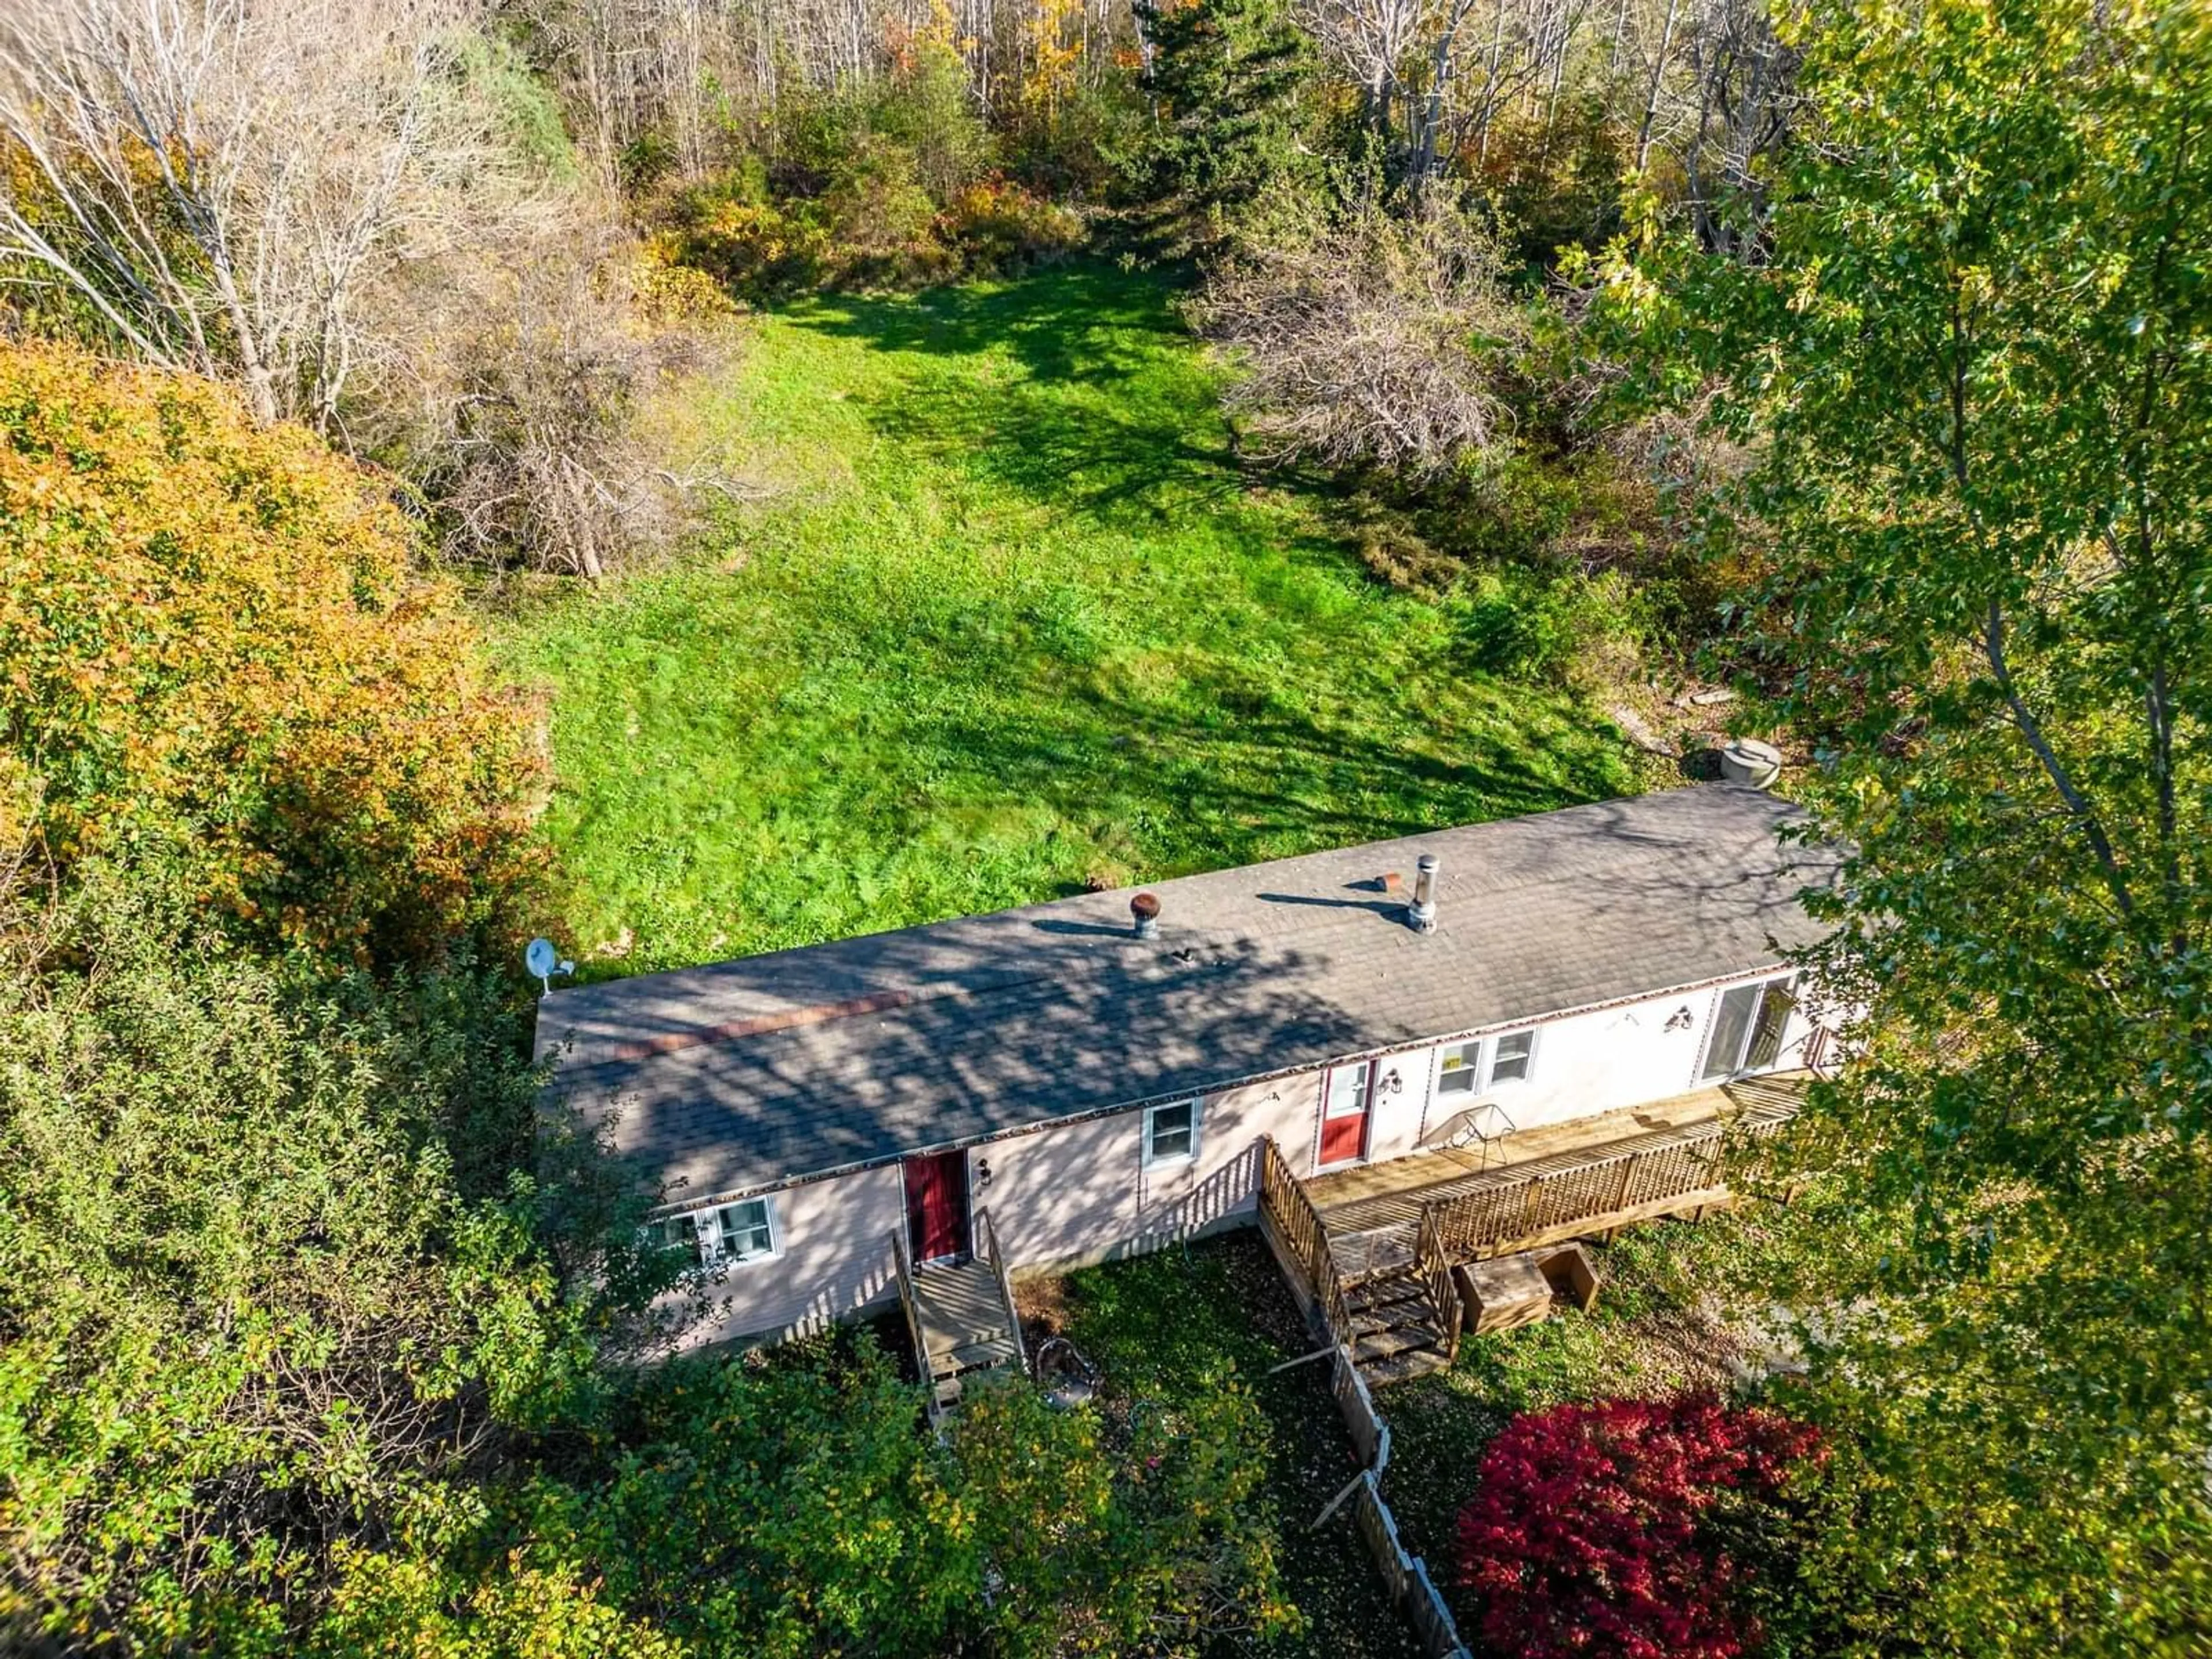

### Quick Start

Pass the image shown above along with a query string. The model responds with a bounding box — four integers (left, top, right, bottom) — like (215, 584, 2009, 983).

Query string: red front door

(904, 1150, 971, 1263)
(1320, 1062, 1373, 1166)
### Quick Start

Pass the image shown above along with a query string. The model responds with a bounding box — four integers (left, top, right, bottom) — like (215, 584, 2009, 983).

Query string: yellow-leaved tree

(0, 342, 542, 964)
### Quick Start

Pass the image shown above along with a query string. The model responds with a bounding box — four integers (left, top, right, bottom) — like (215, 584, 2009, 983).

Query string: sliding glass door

(1700, 976, 1796, 1081)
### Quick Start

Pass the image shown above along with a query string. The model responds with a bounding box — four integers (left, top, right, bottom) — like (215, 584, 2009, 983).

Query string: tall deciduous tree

(0, 0, 540, 431)
(1601, 1, 2212, 1647)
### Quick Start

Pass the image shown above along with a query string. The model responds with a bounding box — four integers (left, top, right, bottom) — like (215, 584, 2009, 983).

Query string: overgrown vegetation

(1041, 1232, 1421, 1659)
(0, 854, 639, 1652)
(1456, 1396, 1825, 1659)
(0, 346, 1302, 1657)
(6, 0, 2212, 1651)
(1589, 4, 2212, 1649)
(0, 344, 543, 964)
(0, 0, 743, 578)
(652, 32, 1093, 304)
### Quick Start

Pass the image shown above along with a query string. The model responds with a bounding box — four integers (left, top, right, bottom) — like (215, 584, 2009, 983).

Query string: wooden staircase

(893, 1209, 1028, 1421)
(1258, 1139, 1464, 1385)
(1259, 1075, 1810, 1387)
(1342, 1267, 1456, 1384)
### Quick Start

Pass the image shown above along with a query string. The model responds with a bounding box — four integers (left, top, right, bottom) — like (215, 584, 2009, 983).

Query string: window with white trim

(1435, 1040, 1482, 1096)
(1488, 1029, 1536, 1085)
(713, 1198, 778, 1262)
(1434, 1030, 1539, 1096)
(1145, 1099, 1200, 1166)
(644, 1197, 779, 1266)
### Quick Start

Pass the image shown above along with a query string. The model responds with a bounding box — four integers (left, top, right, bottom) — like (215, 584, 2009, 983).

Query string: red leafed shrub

(1455, 1396, 1825, 1659)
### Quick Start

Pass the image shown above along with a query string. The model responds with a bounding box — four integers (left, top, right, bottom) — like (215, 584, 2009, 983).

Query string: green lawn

(495, 262, 1635, 974)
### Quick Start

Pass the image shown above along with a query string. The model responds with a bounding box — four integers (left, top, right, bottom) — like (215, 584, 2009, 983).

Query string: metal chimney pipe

(1409, 854, 1440, 933)
(1130, 892, 1161, 940)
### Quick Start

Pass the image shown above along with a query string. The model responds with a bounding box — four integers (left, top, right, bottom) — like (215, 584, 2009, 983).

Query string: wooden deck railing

(978, 1207, 1028, 1378)
(1423, 1107, 1796, 1263)
(888, 1225, 940, 1419)
(1412, 1206, 1463, 1365)
(1258, 1136, 1354, 1340)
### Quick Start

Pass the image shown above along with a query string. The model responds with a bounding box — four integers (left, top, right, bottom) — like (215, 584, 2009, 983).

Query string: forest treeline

(0, 0, 1789, 586)
(5, 1, 2212, 1655)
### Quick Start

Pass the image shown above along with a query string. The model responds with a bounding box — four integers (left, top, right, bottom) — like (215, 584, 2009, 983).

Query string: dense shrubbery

(0, 853, 672, 1654)
(0, 344, 544, 964)
(656, 36, 1090, 303)
(0, 336, 1294, 1656)
(310, 1336, 1290, 1658)
(1192, 188, 1529, 478)
(1456, 1397, 1825, 1659)
(0, 340, 661, 1647)
(664, 163, 1084, 304)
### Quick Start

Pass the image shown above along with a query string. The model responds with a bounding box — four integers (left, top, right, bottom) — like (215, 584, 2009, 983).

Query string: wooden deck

(892, 1209, 1028, 1419)
(1311, 1073, 1809, 1281)
(914, 1260, 1020, 1365)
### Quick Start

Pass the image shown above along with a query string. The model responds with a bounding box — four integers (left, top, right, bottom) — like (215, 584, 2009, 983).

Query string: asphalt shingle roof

(536, 785, 1834, 1206)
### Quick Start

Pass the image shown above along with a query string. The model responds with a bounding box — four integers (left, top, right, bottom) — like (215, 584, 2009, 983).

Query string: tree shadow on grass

(777, 261, 1304, 539)
(869, 374, 1254, 533)
(774, 259, 1189, 387)
(888, 657, 1630, 877)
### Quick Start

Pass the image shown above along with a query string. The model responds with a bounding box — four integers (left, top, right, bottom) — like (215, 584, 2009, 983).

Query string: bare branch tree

(0, 0, 537, 429)
(1190, 190, 1527, 476)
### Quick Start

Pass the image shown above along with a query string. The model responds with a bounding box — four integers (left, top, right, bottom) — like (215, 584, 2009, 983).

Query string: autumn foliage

(1456, 1396, 1824, 1659)
(0, 343, 541, 963)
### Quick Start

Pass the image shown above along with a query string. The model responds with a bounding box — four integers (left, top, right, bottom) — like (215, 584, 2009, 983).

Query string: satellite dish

(525, 937, 575, 995)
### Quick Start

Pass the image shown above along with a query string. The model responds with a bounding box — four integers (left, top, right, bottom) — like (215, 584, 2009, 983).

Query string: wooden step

(1359, 1346, 1453, 1385)
(1352, 1324, 1442, 1363)
(1346, 1283, 1433, 1323)
(931, 1333, 1020, 1377)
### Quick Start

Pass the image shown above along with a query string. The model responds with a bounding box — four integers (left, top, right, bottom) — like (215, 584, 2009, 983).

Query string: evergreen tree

(1129, 0, 1317, 237)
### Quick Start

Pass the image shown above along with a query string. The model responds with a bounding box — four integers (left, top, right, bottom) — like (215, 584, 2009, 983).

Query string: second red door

(1320, 1061, 1373, 1166)
(904, 1149, 971, 1263)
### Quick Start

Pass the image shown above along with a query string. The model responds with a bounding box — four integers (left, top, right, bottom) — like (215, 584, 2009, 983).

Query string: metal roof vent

(1408, 854, 1440, 934)
(1130, 891, 1161, 940)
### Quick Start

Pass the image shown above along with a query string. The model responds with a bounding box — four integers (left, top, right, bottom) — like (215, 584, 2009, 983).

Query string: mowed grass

(496, 262, 1634, 974)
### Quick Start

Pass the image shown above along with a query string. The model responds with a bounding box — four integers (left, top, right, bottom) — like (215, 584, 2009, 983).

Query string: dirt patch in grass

(1032, 1232, 1421, 1659)
(1011, 1271, 1074, 1338)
